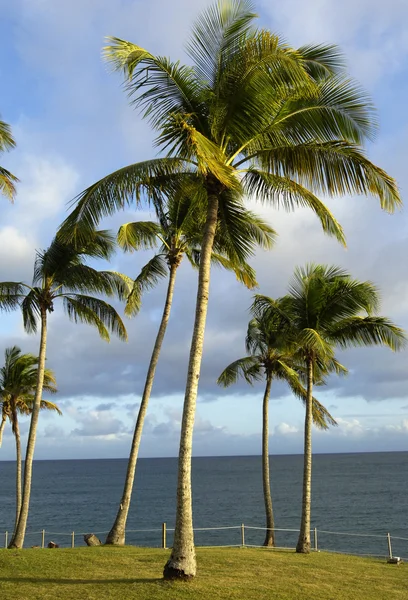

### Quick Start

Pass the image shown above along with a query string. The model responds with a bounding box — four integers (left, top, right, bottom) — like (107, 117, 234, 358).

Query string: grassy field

(0, 546, 405, 600)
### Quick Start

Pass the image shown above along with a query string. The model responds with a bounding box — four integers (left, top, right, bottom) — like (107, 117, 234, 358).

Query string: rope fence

(3, 524, 407, 559)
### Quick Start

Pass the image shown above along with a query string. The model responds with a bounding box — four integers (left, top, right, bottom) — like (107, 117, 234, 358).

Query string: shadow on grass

(0, 577, 164, 585)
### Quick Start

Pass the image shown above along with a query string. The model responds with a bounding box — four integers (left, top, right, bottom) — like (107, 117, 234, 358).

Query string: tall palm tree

(106, 192, 275, 545)
(0, 232, 130, 548)
(0, 118, 18, 201)
(253, 265, 406, 553)
(217, 306, 337, 546)
(0, 346, 60, 537)
(58, 1, 401, 578)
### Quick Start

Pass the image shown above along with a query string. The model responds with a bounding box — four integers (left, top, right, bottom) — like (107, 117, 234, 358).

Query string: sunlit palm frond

(117, 221, 161, 252)
(0, 166, 18, 201)
(103, 38, 203, 129)
(243, 169, 346, 245)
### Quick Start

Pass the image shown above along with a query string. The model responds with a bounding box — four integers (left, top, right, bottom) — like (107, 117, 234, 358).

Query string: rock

(83, 533, 102, 546)
(47, 541, 59, 548)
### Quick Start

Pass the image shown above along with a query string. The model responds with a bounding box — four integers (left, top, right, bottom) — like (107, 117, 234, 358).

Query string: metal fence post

(41, 529, 45, 549)
(387, 533, 392, 559)
(314, 528, 318, 551)
(71, 532, 75, 548)
(5, 531, 8, 548)
(241, 523, 245, 547)
(162, 523, 167, 549)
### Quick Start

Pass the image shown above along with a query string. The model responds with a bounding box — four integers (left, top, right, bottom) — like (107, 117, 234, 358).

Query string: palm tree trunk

(163, 194, 219, 580)
(296, 357, 314, 554)
(9, 307, 47, 549)
(262, 374, 275, 547)
(0, 413, 6, 447)
(11, 401, 22, 536)
(106, 261, 179, 545)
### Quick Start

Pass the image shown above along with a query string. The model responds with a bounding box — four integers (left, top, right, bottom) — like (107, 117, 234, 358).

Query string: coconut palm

(106, 191, 276, 545)
(58, 0, 401, 578)
(0, 346, 60, 536)
(253, 265, 407, 553)
(0, 118, 18, 200)
(0, 232, 130, 548)
(217, 305, 337, 546)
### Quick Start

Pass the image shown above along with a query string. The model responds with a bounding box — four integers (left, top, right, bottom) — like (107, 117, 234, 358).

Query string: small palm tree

(0, 346, 60, 537)
(217, 305, 336, 547)
(0, 232, 130, 548)
(253, 264, 407, 553)
(0, 118, 18, 200)
(106, 191, 276, 545)
(59, 0, 401, 578)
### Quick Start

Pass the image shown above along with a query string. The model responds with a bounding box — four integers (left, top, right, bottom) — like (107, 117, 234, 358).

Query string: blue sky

(1, 0, 408, 460)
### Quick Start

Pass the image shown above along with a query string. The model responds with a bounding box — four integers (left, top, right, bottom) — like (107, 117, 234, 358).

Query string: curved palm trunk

(0, 413, 6, 447)
(11, 400, 22, 535)
(106, 262, 179, 545)
(296, 357, 314, 554)
(9, 307, 47, 549)
(262, 374, 275, 547)
(163, 194, 219, 580)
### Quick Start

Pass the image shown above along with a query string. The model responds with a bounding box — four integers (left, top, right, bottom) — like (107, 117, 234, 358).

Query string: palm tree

(0, 346, 60, 537)
(217, 305, 336, 546)
(0, 118, 18, 200)
(106, 192, 276, 545)
(58, 1, 401, 578)
(0, 232, 130, 548)
(253, 265, 406, 553)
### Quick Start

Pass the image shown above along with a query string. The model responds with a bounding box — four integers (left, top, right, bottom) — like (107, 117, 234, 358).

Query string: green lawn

(0, 546, 405, 600)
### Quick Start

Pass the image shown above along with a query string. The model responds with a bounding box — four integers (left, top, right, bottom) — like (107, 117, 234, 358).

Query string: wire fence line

(2, 524, 407, 560)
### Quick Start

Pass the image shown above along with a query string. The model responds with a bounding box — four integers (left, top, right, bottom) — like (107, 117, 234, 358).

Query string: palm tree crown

(253, 264, 406, 554)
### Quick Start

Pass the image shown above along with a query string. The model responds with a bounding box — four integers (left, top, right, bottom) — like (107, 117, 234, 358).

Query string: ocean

(0, 453, 407, 557)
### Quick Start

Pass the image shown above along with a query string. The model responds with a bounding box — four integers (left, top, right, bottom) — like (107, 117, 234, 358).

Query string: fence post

(162, 523, 167, 549)
(387, 533, 392, 559)
(41, 529, 45, 549)
(4, 531, 8, 548)
(314, 528, 318, 552)
(71, 532, 75, 548)
(241, 523, 245, 547)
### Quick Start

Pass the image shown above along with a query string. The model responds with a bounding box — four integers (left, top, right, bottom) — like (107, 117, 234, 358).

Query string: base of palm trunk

(263, 533, 275, 547)
(105, 529, 125, 545)
(163, 558, 196, 580)
(296, 539, 311, 553)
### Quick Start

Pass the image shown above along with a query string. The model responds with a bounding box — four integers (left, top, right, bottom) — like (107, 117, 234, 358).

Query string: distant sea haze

(1, 452, 407, 556)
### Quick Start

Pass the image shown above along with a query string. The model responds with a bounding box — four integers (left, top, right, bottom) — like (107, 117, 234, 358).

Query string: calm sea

(0, 453, 407, 557)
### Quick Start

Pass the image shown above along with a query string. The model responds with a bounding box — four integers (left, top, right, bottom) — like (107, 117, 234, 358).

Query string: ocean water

(0, 453, 407, 557)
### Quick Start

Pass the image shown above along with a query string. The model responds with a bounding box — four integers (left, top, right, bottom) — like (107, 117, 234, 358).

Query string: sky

(0, 0, 408, 460)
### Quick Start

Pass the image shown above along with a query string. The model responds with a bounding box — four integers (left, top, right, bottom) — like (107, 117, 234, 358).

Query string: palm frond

(244, 169, 346, 245)
(125, 254, 168, 317)
(58, 265, 133, 301)
(217, 355, 262, 386)
(0, 166, 19, 201)
(0, 282, 28, 312)
(58, 158, 188, 244)
(298, 43, 346, 79)
(103, 38, 203, 129)
(251, 141, 401, 213)
(117, 221, 161, 252)
(329, 316, 407, 351)
(210, 252, 258, 288)
(64, 295, 128, 342)
(186, 0, 257, 86)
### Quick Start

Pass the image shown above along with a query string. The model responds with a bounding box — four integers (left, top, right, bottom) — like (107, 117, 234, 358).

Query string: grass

(0, 546, 406, 600)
